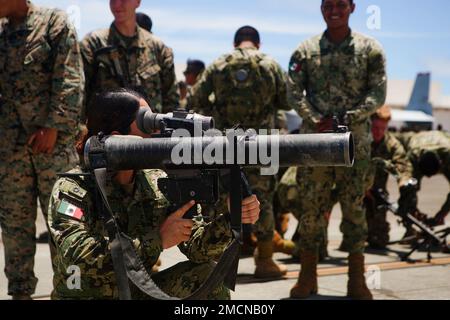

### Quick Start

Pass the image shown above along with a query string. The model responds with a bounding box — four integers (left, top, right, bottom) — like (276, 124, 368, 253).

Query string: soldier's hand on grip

(160, 201, 196, 249)
(227, 195, 260, 225)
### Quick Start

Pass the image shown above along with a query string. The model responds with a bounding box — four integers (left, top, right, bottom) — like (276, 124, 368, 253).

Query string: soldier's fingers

(180, 231, 191, 240)
(242, 202, 260, 213)
(183, 220, 194, 229)
(172, 201, 196, 218)
(182, 229, 192, 237)
(242, 195, 258, 206)
(242, 213, 259, 224)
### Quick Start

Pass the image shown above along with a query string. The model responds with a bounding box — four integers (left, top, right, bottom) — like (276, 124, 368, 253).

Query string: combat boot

(290, 250, 318, 299)
(347, 253, 373, 300)
(151, 258, 162, 273)
(272, 230, 295, 255)
(254, 241, 288, 279)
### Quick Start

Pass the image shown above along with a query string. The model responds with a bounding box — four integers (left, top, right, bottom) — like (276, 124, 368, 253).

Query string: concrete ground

(0, 176, 449, 300)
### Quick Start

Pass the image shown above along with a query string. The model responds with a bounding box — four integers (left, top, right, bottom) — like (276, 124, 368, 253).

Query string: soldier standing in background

(363, 106, 415, 249)
(190, 26, 292, 279)
(179, 59, 205, 108)
(80, 0, 178, 117)
(0, 0, 83, 300)
(288, 0, 387, 299)
(136, 12, 152, 33)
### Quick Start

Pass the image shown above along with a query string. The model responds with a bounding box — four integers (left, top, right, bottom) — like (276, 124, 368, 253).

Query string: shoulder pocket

(24, 39, 51, 65)
(137, 62, 161, 79)
(57, 180, 89, 211)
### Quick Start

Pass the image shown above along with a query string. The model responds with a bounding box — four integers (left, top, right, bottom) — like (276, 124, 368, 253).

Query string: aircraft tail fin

(407, 72, 433, 115)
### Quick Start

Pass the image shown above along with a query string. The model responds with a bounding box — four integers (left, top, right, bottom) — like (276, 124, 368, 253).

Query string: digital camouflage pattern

(80, 24, 179, 115)
(365, 132, 413, 248)
(48, 168, 232, 300)
(190, 46, 289, 242)
(0, 2, 83, 295)
(406, 131, 450, 214)
(288, 31, 387, 158)
(368, 132, 413, 190)
(190, 46, 290, 130)
(288, 31, 387, 254)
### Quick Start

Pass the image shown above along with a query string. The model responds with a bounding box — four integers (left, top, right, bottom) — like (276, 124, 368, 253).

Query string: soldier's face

(321, 0, 355, 30)
(185, 73, 198, 86)
(110, 0, 141, 24)
(128, 99, 153, 139)
(372, 118, 388, 144)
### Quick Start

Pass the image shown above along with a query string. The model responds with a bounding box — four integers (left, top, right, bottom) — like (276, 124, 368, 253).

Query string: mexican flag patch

(58, 200, 84, 221)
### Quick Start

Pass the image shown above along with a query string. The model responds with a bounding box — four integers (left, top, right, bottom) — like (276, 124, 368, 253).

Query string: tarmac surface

(1, 176, 449, 300)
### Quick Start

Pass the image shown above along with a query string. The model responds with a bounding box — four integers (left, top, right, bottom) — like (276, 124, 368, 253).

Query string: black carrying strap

(94, 169, 133, 300)
(93, 168, 242, 300)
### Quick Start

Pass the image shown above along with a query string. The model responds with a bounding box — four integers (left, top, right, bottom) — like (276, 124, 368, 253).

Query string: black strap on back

(92, 168, 242, 300)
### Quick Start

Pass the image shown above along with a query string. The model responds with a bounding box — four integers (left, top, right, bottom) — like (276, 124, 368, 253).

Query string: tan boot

(254, 241, 288, 279)
(347, 253, 373, 300)
(273, 231, 295, 255)
(152, 258, 162, 273)
(290, 250, 318, 299)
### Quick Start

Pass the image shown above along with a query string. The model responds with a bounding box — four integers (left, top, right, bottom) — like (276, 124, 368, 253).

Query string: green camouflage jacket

(48, 167, 233, 300)
(369, 132, 413, 190)
(288, 30, 387, 159)
(80, 23, 178, 115)
(190, 46, 290, 130)
(0, 1, 84, 155)
(406, 131, 450, 213)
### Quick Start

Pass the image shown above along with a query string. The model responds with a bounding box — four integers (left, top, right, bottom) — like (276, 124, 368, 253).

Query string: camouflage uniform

(288, 31, 387, 254)
(80, 23, 178, 115)
(48, 168, 232, 300)
(365, 132, 413, 247)
(0, 2, 83, 296)
(406, 131, 450, 213)
(190, 46, 290, 242)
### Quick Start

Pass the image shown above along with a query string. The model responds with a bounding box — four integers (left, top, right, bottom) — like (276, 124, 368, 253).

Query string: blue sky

(34, 0, 450, 95)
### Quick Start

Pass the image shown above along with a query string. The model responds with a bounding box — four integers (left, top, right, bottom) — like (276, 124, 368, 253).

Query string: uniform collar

(235, 45, 258, 52)
(110, 22, 147, 49)
(320, 29, 354, 51)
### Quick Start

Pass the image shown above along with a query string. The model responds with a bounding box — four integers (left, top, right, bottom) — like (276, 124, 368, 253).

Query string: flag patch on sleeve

(57, 200, 84, 221)
(289, 61, 302, 73)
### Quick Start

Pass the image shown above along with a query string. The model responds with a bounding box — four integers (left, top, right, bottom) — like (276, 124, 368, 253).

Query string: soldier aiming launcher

(83, 109, 355, 300)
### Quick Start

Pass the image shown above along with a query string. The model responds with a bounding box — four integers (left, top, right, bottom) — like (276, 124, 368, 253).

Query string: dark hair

(136, 12, 153, 32)
(234, 26, 260, 46)
(184, 59, 206, 76)
(418, 151, 441, 177)
(76, 89, 142, 155)
(322, 0, 354, 5)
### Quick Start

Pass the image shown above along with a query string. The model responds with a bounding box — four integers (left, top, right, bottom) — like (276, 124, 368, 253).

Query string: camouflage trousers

(246, 169, 276, 242)
(295, 160, 370, 255)
(204, 169, 276, 243)
(0, 144, 78, 295)
(149, 261, 230, 300)
(365, 196, 390, 248)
